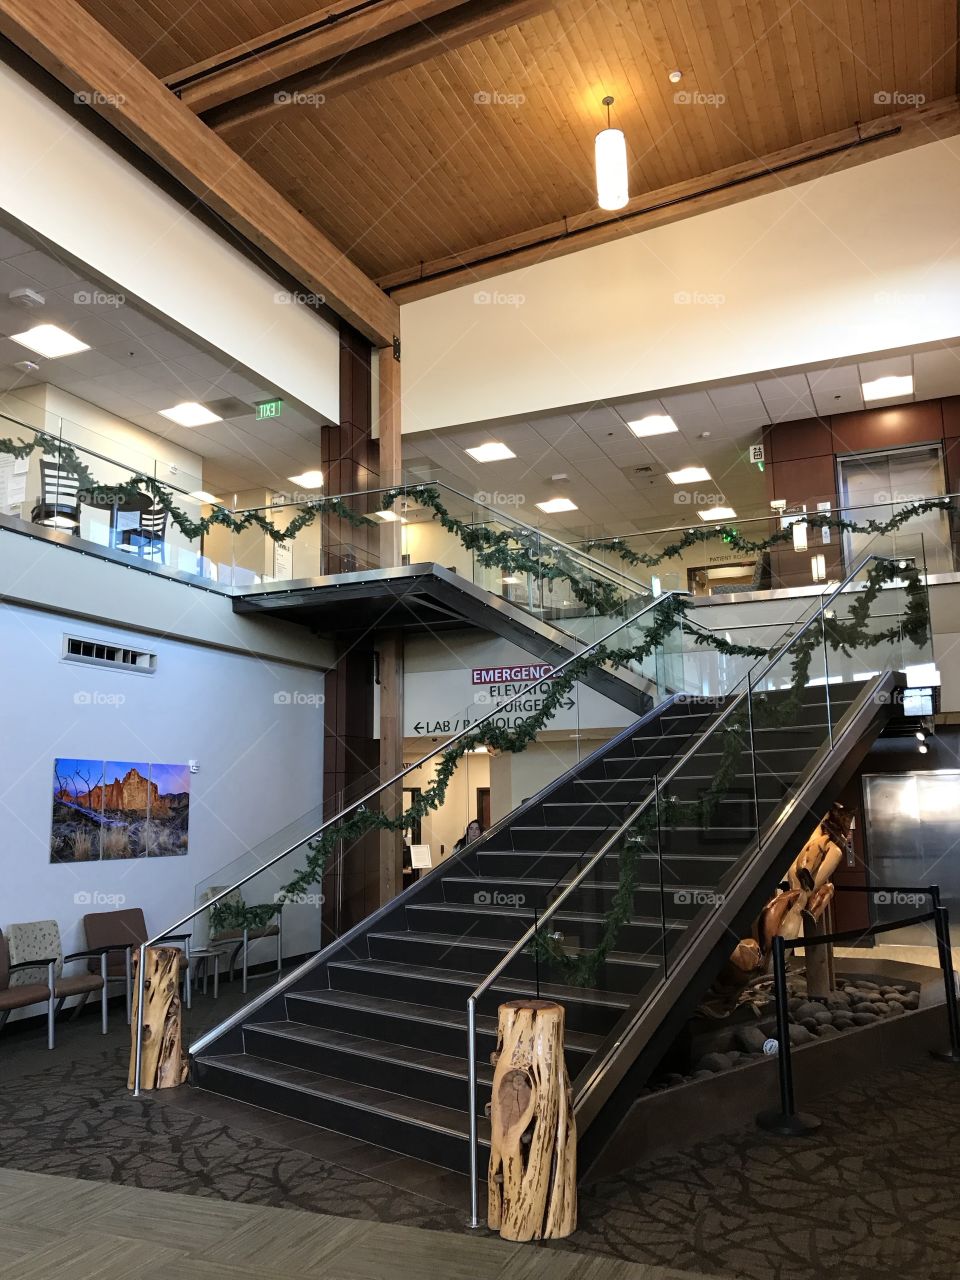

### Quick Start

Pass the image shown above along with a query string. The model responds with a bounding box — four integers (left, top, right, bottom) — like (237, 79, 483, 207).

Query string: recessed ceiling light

(159, 402, 223, 427)
(536, 497, 579, 513)
(667, 466, 711, 485)
(465, 441, 516, 463)
(189, 490, 221, 504)
(861, 374, 913, 401)
(626, 414, 678, 438)
(697, 505, 737, 522)
(668, 69, 683, 83)
(11, 323, 89, 359)
(375, 509, 406, 523)
(288, 470, 324, 489)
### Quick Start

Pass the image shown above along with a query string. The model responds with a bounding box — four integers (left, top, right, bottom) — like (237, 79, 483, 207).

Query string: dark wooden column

(321, 329, 405, 931)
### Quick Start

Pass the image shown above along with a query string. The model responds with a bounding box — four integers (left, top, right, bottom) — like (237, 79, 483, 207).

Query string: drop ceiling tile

(857, 354, 913, 381)
(913, 347, 960, 400)
(7, 250, 86, 290)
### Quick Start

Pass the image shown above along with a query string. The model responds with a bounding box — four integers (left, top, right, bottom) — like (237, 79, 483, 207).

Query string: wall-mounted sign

(256, 397, 283, 420)
(471, 664, 556, 685)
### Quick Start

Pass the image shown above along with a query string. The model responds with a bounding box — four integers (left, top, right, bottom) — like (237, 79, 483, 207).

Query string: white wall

(401, 138, 960, 432)
(0, 62, 339, 425)
(0, 602, 327, 1013)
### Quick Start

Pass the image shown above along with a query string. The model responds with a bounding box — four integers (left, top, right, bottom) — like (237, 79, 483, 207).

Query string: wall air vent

(62, 634, 157, 674)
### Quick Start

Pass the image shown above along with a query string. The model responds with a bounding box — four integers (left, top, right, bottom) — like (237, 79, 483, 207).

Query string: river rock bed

(643, 974, 922, 1094)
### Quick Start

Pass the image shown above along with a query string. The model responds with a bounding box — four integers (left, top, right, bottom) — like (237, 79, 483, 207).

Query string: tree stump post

(127, 946, 188, 1090)
(487, 998, 576, 1241)
(804, 905, 836, 999)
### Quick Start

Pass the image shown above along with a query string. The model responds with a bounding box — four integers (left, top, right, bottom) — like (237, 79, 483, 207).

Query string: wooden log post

(127, 946, 188, 1090)
(487, 998, 576, 1241)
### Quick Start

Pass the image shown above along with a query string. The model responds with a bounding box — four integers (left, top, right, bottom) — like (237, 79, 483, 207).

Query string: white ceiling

(0, 221, 333, 496)
(403, 346, 960, 536)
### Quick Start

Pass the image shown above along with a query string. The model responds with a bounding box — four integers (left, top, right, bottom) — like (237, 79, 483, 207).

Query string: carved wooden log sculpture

(704, 804, 853, 1013)
(803, 884, 837, 998)
(126, 946, 188, 1090)
(487, 998, 576, 1241)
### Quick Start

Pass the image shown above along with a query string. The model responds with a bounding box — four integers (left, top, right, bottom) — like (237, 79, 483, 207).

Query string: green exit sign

(256, 398, 283, 420)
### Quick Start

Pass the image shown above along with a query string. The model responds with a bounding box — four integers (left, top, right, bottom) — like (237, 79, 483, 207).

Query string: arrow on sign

(413, 721, 424, 734)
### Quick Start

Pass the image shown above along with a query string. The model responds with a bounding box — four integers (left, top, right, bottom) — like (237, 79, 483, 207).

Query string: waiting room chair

(117, 501, 169, 562)
(31, 458, 81, 531)
(204, 888, 283, 994)
(0, 929, 56, 1050)
(83, 907, 193, 1018)
(4, 919, 123, 1047)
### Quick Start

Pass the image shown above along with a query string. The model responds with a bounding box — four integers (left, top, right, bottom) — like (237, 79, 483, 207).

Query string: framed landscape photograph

(50, 758, 190, 863)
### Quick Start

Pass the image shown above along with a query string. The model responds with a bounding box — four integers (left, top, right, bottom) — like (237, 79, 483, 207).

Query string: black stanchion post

(931, 905, 960, 1065)
(757, 936, 821, 1136)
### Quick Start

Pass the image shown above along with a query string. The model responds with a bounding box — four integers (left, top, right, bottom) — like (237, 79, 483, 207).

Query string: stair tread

(327, 956, 638, 1007)
(287, 988, 604, 1052)
(406, 903, 686, 930)
(197, 1053, 479, 1137)
(442, 874, 726, 891)
(247, 1021, 495, 1083)
(370, 927, 675, 961)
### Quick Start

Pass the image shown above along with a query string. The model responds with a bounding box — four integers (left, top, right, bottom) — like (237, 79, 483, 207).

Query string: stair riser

(367, 933, 660, 994)
(404, 903, 680, 954)
(242, 1026, 491, 1112)
(326, 964, 624, 1036)
(194, 1057, 475, 1172)
(442, 877, 711, 920)
(475, 849, 739, 884)
(284, 993, 498, 1059)
(506, 826, 605, 852)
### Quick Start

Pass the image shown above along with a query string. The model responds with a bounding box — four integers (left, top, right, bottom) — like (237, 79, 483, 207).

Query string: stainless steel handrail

(131, 589, 682, 1094)
(232, 479, 656, 597)
(463, 547, 911, 1226)
(572, 493, 956, 549)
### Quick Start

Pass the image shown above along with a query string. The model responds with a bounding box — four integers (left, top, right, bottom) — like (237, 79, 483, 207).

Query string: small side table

(189, 948, 226, 999)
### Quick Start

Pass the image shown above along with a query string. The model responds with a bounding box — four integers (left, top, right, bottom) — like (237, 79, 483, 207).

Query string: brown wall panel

(830, 401, 943, 455)
(766, 416, 833, 464)
(942, 396, 960, 439)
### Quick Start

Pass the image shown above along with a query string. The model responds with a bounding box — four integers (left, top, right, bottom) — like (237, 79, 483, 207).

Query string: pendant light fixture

(595, 95, 628, 211)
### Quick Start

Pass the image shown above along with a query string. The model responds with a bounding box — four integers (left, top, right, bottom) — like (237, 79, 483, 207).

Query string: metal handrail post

(756, 936, 821, 1135)
(467, 995, 481, 1228)
(932, 905, 960, 1064)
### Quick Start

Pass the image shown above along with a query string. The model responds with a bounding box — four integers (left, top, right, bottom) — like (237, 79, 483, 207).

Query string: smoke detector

(8, 287, 46, 309)
(13, 359, 40, 373)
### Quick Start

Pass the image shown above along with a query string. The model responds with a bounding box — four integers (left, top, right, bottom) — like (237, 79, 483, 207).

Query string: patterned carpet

(1, 998, 959, 1278)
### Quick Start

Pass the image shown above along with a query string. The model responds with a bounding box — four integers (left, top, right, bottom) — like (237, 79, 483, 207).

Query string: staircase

(191, 673, 901, 1173)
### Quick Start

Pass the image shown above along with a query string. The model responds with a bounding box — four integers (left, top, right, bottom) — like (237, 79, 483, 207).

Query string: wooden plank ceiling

(77, 0, 959, 287)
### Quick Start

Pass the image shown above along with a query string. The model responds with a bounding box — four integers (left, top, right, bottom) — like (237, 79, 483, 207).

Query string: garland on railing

(0, 432, 375, 543)
(580, 498, 953, 570)
(528, 556, 930, 984)
(208, 557, 928, 945)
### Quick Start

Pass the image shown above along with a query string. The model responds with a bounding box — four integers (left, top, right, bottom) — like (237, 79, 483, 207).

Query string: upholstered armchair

(83, 907, 192, 1020)
(0, 929, 56, 1049)
(5, 918, 125, 1046)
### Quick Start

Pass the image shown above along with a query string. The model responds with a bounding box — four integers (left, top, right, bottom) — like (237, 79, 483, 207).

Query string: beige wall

(401, 138, 960, 433)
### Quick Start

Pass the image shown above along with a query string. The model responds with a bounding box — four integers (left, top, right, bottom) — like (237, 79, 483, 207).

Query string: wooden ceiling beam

(0, 0, 399, 346)
(169, 0, 471, 115)
(199, 0, 556, 135)
(379, 97, 960, 303)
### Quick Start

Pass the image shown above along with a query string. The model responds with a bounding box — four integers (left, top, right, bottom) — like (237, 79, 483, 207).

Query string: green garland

(580, 498, 952, 570)
(207, 558, 928, 950)
(529, 556, 930, 984)
(0, 431, 375, 544)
